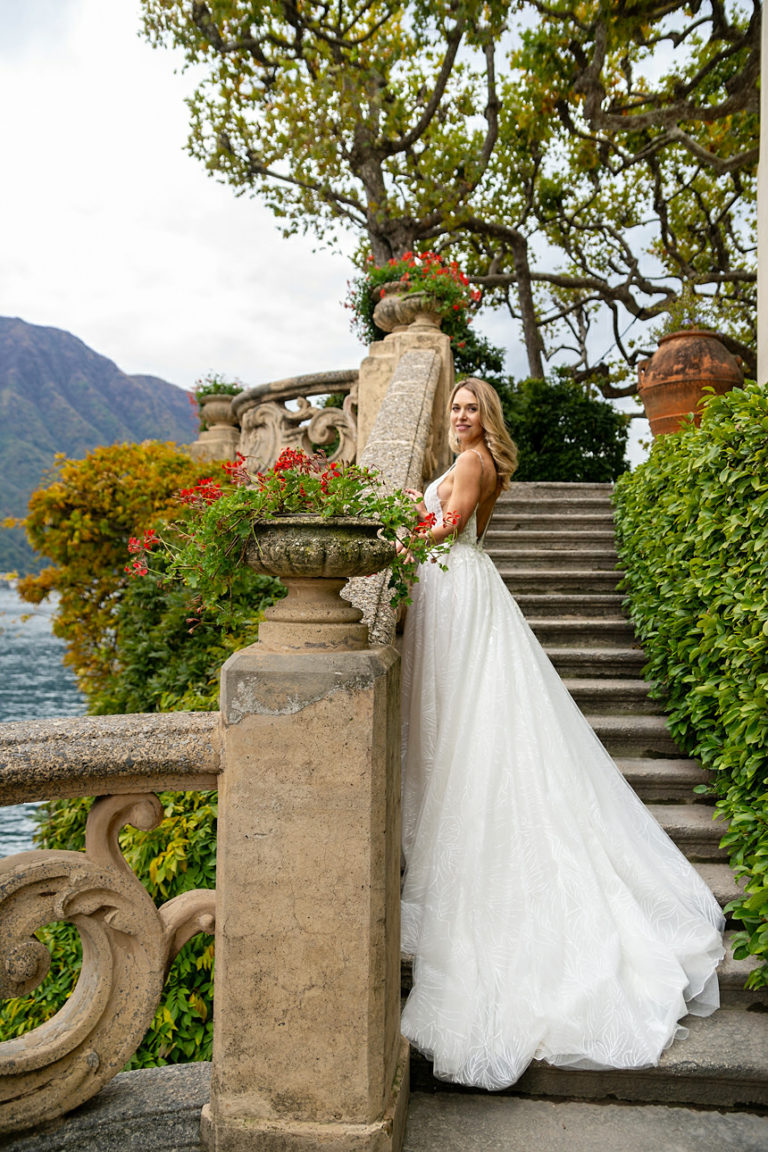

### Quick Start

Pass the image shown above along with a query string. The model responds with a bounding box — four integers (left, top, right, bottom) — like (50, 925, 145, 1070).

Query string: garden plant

(614, 384, 768, 986)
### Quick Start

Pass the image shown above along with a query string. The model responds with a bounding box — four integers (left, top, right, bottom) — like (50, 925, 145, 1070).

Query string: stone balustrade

(189, 369, 359, 468)
(0, 713, 221, 1136)
(0, 713, 221, 806)
(232, 369, 359, 470)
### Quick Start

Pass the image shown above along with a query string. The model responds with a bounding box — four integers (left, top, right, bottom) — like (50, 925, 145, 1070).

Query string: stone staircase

(407, 481, 768, 1109)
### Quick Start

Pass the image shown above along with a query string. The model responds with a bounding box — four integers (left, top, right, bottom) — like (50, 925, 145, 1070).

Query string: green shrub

(91, 552, 280, 715)
(613, 384, 768, 986)
(499, 374, 629, 481)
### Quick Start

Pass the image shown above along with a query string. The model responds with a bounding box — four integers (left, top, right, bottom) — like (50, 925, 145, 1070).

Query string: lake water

(0, 582, 85, 855)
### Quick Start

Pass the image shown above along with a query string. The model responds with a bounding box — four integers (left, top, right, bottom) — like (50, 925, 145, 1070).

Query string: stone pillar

(356, 303, 454, 479)
(201, 625, 408, 1150)
(758, 3, 768, 386)
(189, 394, 241, 463)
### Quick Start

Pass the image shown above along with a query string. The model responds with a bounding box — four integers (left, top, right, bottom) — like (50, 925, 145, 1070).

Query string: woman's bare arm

(428, 453, 483, 546)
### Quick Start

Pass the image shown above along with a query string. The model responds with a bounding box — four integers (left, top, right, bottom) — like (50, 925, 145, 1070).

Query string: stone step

(564, 678, 657, 715)
(547, 647, 646, 678)
(485, 528, 617, 549)
(531, 618, 637, 647)
(617, 757, 711, 802)
(490, 547, 620, 572)
(409, 1011, 768, 1108)
(404, 1094, 768, 1152)
(490, 513, 616, 537)
(586, 713, 680, 758)
(502, 482, 615, 499)
(492, 507, 615, 522)
(512, 592, 627, 619)
(496, 499, 615, 517)
(498, 568, 623, 594)
(498, 485, 614, 517)
(646, 802, 727, 862)
(695, 861, 744, 914)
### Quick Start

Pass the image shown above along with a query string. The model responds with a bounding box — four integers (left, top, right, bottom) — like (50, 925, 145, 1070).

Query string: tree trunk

(510, 233, 545, 378)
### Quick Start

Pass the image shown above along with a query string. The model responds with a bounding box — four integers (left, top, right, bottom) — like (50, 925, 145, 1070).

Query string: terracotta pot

(372, 281, 444, 334)
(246, 516, 393, 652)
(637, 330, 743, 438)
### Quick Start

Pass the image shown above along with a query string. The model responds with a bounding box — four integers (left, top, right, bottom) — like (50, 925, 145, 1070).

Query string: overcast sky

(0, 0, 526, 390)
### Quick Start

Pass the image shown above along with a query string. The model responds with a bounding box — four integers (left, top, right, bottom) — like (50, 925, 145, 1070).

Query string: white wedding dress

(400, 464, 725, 1091)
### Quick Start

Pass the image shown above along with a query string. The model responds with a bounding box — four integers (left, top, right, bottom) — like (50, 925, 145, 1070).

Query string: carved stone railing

(0, 713, 221, 1136)
(232, 369, 359, 469)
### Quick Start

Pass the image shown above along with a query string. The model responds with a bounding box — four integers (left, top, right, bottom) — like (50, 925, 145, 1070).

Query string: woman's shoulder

(454, 448, 485, 474)
(456, 447, 497, 488)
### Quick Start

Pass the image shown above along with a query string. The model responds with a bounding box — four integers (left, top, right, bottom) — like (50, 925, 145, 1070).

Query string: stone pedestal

(356, 307, 454, 481)
(189, 394, 241, 463)
(201, 641, 408, 1152)
(189, 426, 240, 463)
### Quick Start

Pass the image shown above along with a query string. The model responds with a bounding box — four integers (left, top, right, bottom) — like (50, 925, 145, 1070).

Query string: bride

(399, 376, 725, 1091)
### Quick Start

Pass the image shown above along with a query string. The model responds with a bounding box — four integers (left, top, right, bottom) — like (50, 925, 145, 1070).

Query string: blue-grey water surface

(0, 582, 85, 855)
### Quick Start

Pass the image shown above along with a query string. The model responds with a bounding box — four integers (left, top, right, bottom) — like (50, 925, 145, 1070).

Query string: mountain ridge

(0, 316, 198, 573)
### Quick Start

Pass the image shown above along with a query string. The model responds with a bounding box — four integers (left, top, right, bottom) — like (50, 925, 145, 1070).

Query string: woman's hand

(404, 487, 427, 520)
(395, 538, 417, 564)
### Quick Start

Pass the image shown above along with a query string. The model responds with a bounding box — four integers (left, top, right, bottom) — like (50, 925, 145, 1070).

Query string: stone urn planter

(246, 516, 394, 652)
(637, 330, 744, 438)
(190, 393, 240, 462)
(199, 393, 238, 429)
(372, 281, 445, 334)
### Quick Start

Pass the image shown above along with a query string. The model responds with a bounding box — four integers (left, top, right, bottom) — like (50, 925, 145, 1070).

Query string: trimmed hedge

(613, 384, 768, 986)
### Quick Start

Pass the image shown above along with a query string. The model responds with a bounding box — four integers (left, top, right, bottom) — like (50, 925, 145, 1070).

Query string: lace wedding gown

(400, 465, 725, 1091)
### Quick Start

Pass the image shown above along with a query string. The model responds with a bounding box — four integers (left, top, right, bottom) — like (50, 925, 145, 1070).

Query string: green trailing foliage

(498, 374, 629, 482)
(613, 384, 768, 987)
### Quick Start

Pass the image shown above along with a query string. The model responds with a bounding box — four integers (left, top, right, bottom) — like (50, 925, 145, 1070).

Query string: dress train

(400, 469, 725, 1091)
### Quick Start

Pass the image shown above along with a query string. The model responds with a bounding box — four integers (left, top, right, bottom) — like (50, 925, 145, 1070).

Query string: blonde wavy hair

(449, 377, 518, 490)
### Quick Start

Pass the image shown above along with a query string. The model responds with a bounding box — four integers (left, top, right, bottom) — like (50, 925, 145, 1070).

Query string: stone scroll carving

(0, 793, 215, 1135)
(233, 370, 359, 471)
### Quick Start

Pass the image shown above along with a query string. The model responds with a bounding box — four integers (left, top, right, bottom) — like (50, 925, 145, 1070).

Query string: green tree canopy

(500, 374, 629, 481)
(141, 0, 758, 388)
